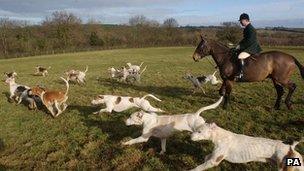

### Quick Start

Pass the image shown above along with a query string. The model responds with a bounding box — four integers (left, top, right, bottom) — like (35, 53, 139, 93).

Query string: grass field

(0, 46, 303, 170)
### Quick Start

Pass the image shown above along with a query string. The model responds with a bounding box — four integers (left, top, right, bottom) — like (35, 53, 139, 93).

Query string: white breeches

(238, 52, 251, 59)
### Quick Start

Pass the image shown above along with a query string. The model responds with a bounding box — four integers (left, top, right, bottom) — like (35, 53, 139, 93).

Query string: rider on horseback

(235, 13, 262, 80)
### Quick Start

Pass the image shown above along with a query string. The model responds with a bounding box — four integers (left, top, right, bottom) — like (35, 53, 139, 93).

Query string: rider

(235, 13, 262, 80)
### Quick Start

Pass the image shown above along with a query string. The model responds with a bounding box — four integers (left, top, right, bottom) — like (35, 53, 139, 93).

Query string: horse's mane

(208, 39, 238, 63)
(209, 39, 230, 50)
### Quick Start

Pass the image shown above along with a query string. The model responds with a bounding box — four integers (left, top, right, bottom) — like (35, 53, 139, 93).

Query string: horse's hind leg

(284, 81, 296, 110)
(273, 81, 284, 110)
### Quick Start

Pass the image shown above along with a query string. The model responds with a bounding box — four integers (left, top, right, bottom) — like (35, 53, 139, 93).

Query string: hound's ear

(98, 95, 104, 99)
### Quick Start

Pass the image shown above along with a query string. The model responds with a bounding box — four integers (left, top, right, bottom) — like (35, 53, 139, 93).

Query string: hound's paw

(159, 151, 165, 155)
(122, 141, 130, 146)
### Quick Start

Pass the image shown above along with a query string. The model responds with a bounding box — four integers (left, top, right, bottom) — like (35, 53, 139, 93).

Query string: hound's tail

(60, 77, 69, 96)
(140, 66, 147, 75)
(293, 57, 304, 79)
(141, 94, 162, 101)
(212, 70, 217, 76)
(195, 96, 223, 116)
(84, 65, 88, 73)
(139, 62, 144, 67)
(291, 137, 304, 150)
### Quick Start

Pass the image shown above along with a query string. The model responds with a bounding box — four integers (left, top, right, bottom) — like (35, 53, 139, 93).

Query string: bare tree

(216, 22, 242, 44)
(0, 18, 18, 56)
(163, 18, 179, 28)
(42, 11, 83, 48)
(146, 19, 160, 27)
(129, 15, 148, 26)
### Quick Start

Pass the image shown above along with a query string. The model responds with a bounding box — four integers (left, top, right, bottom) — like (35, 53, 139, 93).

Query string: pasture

(0, 46, 303, 170)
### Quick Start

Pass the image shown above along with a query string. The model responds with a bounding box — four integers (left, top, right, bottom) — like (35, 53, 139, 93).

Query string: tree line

(0, 11, 303, 59)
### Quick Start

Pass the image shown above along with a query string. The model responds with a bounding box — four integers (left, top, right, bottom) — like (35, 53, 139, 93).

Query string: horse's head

(192, 35, 211, 62)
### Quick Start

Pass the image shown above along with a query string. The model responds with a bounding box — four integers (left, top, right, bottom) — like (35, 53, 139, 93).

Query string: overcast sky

(0, 0, 304, 27)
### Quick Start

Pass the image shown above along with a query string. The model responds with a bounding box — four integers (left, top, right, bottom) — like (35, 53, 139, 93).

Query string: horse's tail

(293, 57, 304, 79)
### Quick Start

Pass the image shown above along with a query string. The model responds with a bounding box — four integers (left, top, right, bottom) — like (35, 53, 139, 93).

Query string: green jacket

(239, 23, 262, 54)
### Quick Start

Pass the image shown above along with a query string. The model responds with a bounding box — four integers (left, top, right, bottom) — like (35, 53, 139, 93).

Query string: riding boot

(235, 59, 245, 81)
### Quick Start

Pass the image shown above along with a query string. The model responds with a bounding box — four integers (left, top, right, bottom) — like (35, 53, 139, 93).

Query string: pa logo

(286, 158, 302, 166)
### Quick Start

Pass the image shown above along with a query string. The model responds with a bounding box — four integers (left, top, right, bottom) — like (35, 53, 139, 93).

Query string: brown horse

(192, 36, 304, 110)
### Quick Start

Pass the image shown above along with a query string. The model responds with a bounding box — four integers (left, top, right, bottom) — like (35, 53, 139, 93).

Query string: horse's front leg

(220, 80, 233, 109)
(219, 81, 226, 96)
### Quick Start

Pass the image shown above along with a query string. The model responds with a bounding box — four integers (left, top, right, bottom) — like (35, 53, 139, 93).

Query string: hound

(4, 71, 17, 79)
(183, 71, 222, 94)
(108, 67, 124, 80)
(126, 66, 147, 83)
(91, 94, 164, 114)
(34, 66, 51, 77)
(190, 123, 304, 171)
(126, 62, 144, 73)
(205, 71, 222, 85)
(183, 73, 207, 94)
(4, 77, 37, 109)
(65, 66, 88, 85)
(29, 77, 69, 117)
(122, 96, 223, 154)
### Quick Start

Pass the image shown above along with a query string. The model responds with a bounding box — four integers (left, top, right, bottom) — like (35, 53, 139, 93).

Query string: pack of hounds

(3, 62, 303, 171)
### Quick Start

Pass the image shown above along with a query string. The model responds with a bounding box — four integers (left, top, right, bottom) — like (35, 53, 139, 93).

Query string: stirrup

(235, 73, 244, 82)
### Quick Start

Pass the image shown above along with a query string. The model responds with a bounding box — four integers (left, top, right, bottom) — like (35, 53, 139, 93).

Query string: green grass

(0, 46, 303, 170)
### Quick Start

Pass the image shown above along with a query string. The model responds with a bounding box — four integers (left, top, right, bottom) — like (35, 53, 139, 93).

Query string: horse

(192, 35, 304, 110)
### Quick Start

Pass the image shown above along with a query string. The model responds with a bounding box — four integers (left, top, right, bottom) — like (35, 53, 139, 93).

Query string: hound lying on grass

(29, 77, 69, 117)
(183, 71, 222, 94)
(122, 96, 223, 154)
(91, 94, 164, 114)
(190, 123, 304, 171)
(65, 66, 88, 85)
(4, 71, 17, 79)
(34, 66, 51, 77)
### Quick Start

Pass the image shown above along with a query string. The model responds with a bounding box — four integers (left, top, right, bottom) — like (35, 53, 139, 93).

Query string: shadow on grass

(283, 119, 304, 131)
(68, 105, 98, 116)
(1, 91, 47, 112)
(97, 78, 219, 101)
(0, 138, 4, 151)
(0, 138, 7, 170)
